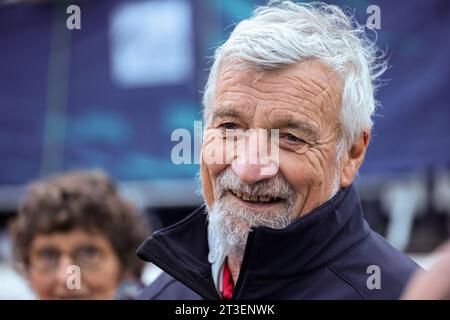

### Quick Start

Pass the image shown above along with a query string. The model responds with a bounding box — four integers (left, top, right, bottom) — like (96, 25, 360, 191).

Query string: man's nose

(231, 130, 279, 184)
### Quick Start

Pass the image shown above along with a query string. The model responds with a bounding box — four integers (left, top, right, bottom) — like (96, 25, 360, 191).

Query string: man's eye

(282, 133, 304, 143)
(219, 123, 244, 137)
(221, 122, 239, 130)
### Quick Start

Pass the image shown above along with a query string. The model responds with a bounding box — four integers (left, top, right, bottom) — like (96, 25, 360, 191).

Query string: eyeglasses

(29, 244, 104, 273)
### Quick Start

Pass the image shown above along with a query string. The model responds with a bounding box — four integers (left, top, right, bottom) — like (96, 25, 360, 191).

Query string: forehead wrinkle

(246, 75, 322, 101)
(285, 77, 341, 131)
(248, 75, 336, 121)
(249, 63, 335, 93)
(217, 65, 262, 91)
(214, 64, 341, 132)
(256, 62, 341, 112)
(287, 76, 337, 110)
(220, 84, 323, 118)
(218, 72, 324, 111)
(288, 64, 343, 116)
(309, 77, 342, 111)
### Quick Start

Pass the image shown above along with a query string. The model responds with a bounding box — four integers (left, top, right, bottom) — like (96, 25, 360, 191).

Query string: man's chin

(208, 205, 250, 255)
(208, 196, 294, 257)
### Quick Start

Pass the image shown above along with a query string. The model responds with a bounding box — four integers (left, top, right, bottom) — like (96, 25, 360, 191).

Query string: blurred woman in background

(9, 170, 149, 299)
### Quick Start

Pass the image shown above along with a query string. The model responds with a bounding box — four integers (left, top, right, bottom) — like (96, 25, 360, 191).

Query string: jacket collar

(137, 184, 370, 299)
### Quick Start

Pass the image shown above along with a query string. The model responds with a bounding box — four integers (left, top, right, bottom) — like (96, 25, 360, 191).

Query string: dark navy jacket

(137, 185, 418, 300)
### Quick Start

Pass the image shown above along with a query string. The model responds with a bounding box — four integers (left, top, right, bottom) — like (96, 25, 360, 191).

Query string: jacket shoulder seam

(326, 233, 373, 300)
(327, 265, 364, 300)
(329, 232, 372, 265)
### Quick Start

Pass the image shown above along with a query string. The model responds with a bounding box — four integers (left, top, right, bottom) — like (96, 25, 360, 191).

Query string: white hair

(203, 1, 387, 149)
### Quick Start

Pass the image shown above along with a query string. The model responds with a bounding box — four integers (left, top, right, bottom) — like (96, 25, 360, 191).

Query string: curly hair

(9, 170, 149, 279)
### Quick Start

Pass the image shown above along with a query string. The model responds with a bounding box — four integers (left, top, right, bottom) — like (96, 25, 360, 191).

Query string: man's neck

(227, 254, 242, 284)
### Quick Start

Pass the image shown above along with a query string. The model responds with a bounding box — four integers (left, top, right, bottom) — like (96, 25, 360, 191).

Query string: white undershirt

(207, 225, 227, 294)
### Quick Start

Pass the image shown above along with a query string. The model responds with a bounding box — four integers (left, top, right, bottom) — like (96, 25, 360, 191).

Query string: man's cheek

(200, 160, 214, 208)
(279, 156, 315, 198)
(201, 150, 228, 208)
(202, 129, 237, 166)
(289, 152, 324, 184)
(201, 130, 236, 206)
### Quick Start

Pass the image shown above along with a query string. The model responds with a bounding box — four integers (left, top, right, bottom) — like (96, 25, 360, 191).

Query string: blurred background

(0, 0, 449, 298)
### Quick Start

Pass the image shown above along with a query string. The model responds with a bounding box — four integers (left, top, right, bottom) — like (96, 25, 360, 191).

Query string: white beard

(207, 168, 296, 259)
(206, 167, 341, 260)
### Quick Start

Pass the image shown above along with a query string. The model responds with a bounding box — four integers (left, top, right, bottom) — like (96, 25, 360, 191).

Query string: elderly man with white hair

(137, 1, 418, 300)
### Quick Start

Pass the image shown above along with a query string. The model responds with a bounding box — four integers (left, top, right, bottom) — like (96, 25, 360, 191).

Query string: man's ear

(340, 129, 370, 187)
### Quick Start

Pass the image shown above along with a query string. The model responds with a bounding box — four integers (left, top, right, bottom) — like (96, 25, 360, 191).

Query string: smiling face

(202, 59, 364, 256)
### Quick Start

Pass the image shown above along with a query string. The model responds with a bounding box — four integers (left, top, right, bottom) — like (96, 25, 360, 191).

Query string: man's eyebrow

(277, 119, 320, 140)
(211, 105, 243, 122)
(212, 106, 319, 139)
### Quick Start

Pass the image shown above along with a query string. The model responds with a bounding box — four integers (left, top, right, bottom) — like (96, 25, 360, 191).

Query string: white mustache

(215, 168, 296, 204)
